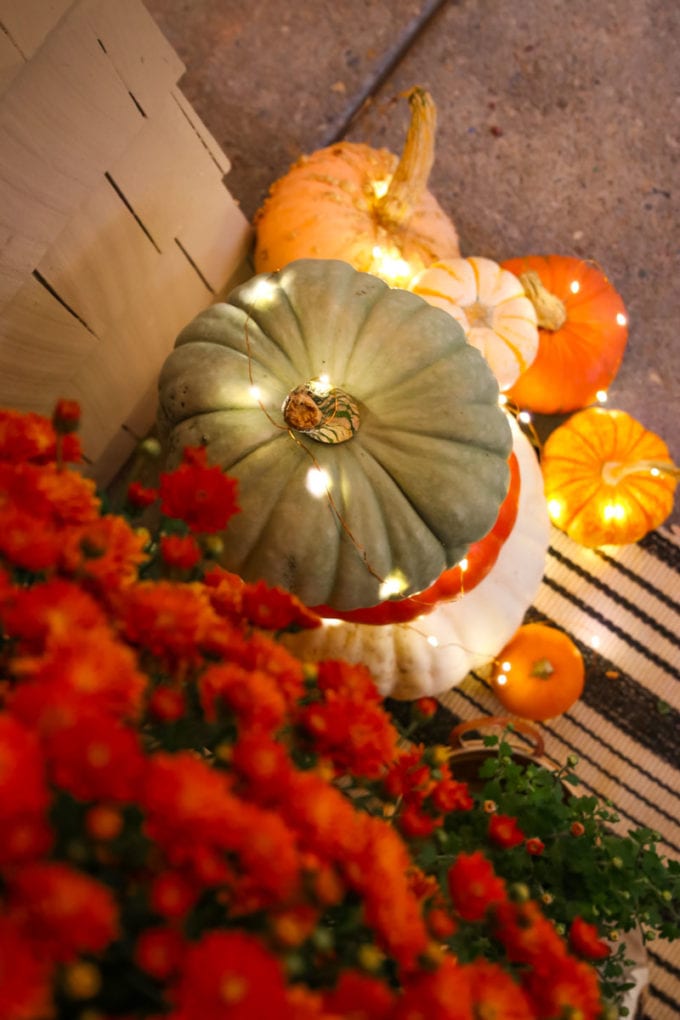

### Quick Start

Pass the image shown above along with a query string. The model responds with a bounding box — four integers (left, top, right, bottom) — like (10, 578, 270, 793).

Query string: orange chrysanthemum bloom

(170, 929, 292, 1020)
(0, 715, 49, 820)
(430, 764, 473, 813)
(569, 916, 612, 960)
(466, 960, 536, 1019)
(323, 970, 396, 1018)
(134, 926, 185, 980)
(159, 533, 202, 571)
(0, 407, 81, 464)
(241, 579, 321, 632)
(11, 627, 148, 725)
(0, 577, 107, 650)
(523, 953, 603, 1020)
(488, 813, 526, 849)
(493, 899, 567, 965)
(394, 955, 473, 1020)
(159, 445, 240, 534)
(1, 461, 100, 526)
(298, 693, 398, 779)
(118, 580, 222, 663)
(198, 661, 288, 731)
(43, 714, 145, 803)
(0, 916, 55, 1020)
(59, 514, 149, 592)
(7, 861, 119, 962)
(447, 851, 508, 922)
(232, 630, 306, 706)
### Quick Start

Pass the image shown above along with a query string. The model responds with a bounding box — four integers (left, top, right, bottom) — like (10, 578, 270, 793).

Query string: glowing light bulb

(498, 394, 509, 406)
(616, 312, 627, 326)
(427, 635, 439, 648)
(247, 277, 278, 305)
(371, 245, 412, 285)
(602, 502, 625, 522)
(371, 178, 391, 200)
(322, 618, 342, 628)
(248, 385, 262, 402)
(311, 374, 331, 395)
(379, 571, 409, 600)
(651, 467, 661, 477)
(306, 467, 331, 498)
(547, 498, 563, 521)
(501, 660, 512, 672)
(591, 634, 601, 649)
(518, 411, 532, 425)
(569, 280, 580, 294)
(458, 557, 469, 572)
(596, 390, 608, 403)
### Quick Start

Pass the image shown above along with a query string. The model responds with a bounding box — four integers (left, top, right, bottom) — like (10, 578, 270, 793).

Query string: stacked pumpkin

(156, 88, 677, 703)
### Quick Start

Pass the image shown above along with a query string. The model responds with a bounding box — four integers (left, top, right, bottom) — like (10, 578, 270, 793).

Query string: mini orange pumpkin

(253, 88, 459, 286)
(501, 255, 628, 413)
(541, 407, 678, 547)
(490, 622, 585, 721)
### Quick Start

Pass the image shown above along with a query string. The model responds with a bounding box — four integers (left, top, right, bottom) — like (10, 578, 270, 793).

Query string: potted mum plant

(389, 707, 680, 1017)
(0, 401, 677, 1020)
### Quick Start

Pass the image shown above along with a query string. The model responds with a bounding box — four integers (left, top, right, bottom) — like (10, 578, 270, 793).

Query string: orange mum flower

(159, 533, 202, 571)
(447, 851, 508, 922)
(7, 861, 119, 962)
(159, 446, 240, 534)
(298, 693, 398, 778)
(59, 514, 149, 592)
(170, 929, 291, 1020)
(241, 579, 321, 631)
(0, 916, 54, 1020)
(523, 953, 603, 1020)
(0, 715, 49, 820)
(466, 960, 536, 1019)
(569, 916, 612, 960)
(134, 925, 185, 981)
(493, 899, 567, 965)
(44, 713, 145, 803)
(119, 580, 221, 663)
(0, 577, 107, 650)
(198, 661, 287, 731)
(0, 407, 81, 464)
(488, 813, 526, 849)
(323, 970, 396, 1019)
(430, 764, 473, 813)
(11, 627, 147, 725)
(394, 955, 473, 1020)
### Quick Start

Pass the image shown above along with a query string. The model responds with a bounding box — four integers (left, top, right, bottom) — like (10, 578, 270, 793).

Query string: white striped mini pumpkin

(410, 256, 539, 391)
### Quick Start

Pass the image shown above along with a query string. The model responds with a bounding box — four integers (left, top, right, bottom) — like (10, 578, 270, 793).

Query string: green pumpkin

(157, 259, 512, 611)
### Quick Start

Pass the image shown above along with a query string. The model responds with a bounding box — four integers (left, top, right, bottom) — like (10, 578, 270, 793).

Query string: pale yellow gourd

(411, 256, 539, 391)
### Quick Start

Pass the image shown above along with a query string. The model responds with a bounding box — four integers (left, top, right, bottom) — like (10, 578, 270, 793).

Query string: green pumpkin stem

(530, 657, 555, 680)
(520, 270, 567, 331)
(375, 87, 436, 228)
(283, 380, 360, 444)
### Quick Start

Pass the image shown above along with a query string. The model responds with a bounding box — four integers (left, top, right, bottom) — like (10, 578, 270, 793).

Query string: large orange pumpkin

(253, 88, 459, 286)
(313, 450, 521, 624)
(501, 255, 628, 413)
(541, 407, 678, 546)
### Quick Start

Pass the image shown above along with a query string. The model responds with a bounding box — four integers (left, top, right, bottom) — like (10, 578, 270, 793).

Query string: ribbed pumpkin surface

(157, 259, 512, 611)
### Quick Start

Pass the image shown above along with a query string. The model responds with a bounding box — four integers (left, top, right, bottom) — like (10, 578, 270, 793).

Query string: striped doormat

(418, 525, 680, 1020)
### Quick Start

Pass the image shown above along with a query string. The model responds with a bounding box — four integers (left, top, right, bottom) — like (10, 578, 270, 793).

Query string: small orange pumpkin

(253, 88, 459, 286)
(501, 255, 628, 413)
(541, 407, 678, 547)
(490, 622, 585, 721)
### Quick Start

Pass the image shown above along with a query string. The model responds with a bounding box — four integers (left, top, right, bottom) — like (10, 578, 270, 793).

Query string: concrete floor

(144, 0, 680, 528)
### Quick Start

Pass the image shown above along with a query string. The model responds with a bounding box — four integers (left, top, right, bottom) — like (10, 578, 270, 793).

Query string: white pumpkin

(410, 256, 539, 391)
(283, 418, 550, 699)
